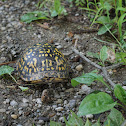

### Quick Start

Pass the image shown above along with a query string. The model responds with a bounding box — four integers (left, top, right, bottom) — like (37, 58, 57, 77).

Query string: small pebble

(37, 120, 44, 124)
(56, 99, 63, 104)
(122, 86, 126, 90)
(59, 117, 64, 122)
(75, 64, 83, 71)
(55, 107, 63, 112)
(22, 98, 29, 103)
(64, 100, 68, 105)
(17, 124, 22, 126)
(11, 114, 18, 119)
(52, 105, 57, 109)
(0, 109, 6, 113)
(10, 100, 18, 106)
(36, 98, 42, 104)
(19, 103, 28, 108)
(69, 99, 76, 108)
(56, 45, 63, 49)
(86, 114, 93, 119)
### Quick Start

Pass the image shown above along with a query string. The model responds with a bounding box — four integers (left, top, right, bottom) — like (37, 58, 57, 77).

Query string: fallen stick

(72, 47, 122, 88)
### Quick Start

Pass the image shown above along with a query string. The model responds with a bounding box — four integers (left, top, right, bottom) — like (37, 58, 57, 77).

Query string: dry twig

(72, 48, 122, 88)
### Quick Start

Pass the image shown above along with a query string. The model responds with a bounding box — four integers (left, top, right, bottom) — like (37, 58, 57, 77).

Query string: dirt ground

(0, 0, 126, 126)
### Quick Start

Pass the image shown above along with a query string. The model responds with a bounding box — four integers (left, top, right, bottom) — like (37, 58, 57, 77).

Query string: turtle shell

(17, 43, 69, 83)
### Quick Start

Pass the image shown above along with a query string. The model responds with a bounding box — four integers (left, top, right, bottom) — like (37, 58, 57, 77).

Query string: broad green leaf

(96, 16, 110, 24)
(104, 108, 124, 126)
(20, 11, 49, 23)
(50, 121, 62, 126)
(51, 10, 58, 17)
(19, 86, 29, 91)
(85, 118, 91, 126)
(116, 52, 126, 64)
(78, 92, 117, 116)
(71, 70, 98, 87)
(98, 24, 112, 35)
(0, 65, 14, 76)
(103, 2, 112, 11)
(114, 84, 126, 105)
(100, 46, 108, 63)
(87, 51, 100, 59)
(64, 111, 85, 126)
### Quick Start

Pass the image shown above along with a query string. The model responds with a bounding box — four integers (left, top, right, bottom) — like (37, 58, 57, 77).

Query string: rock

(75, 64, 83, 71)
(64, 100, 68, 105)
(59, 117, 64, 122)
(69, 99, 76, 108)
(78, 85, 91, 95)
(52, 105, 57, 109)
(56, 99, 63, 104)
(11, 114, 18, 119)
(0, 109, 6, 113)
(19, 103, 28, 108)
(56, 45, 63, 49)
(1, 27, 6, 31)
(10, 100, 18, 106)
(37, 120, 44, 124)
(86, 114, 93, 119)
(17, 124, 22, 126)
(6, 99, 10, 104)
(122, 86, 126, 90)
(36, 98, 42, 104)
(22, 98, 29, 103)
(55, 107, 63, 112)
(19, 110, 23, 115)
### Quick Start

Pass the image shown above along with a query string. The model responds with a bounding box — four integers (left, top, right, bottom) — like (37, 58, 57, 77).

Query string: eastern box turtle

(17, 43, 69, 83)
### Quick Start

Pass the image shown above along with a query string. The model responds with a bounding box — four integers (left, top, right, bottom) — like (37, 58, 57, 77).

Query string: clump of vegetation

(20, 0, 67, 23)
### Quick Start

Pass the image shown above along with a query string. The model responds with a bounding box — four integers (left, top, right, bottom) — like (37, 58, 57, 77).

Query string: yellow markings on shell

(21, 58, 24, 63)
(39, 54, 41, 57)
(46, 59, 48, 67)
(34, 68, 37, 72)
(46, 67, 50, 71)
(59, 67, 61, 71)
(42, 60, 45, 67)
(29, 49, 32, 52)
(49, 60, 52, 66)
(33, 58, 37, 67)
(45, 54, 48, 57)
(18, 62, 21, 68)
(22, 71, 25, 75)
(36, 43, 41, 45)
(51, 67, 54, 70)
(57, 73, 60, 78)
(39, 51, 44, 53)
(24, 66, 28, 72)
(47, 49, 50, 53)
(32, 54, 34, 56)
(44, 43, 48, 45)
(42, 54, 44, 56)
(62, 67, 65, 70)
(28, 56, 30, 58)
(50, 54, 52, 57)
(41, 68, 44, 71)
(29, 68, 32, 74)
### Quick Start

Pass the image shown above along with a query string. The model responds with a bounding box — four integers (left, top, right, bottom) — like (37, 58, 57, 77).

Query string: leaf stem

(9, 74, 18, 84)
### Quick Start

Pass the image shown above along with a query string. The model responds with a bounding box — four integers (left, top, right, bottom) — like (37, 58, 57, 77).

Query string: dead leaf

(67, 32, 74, 38)
(36, 22, 50, 30)
(107, 49, 116, 63)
